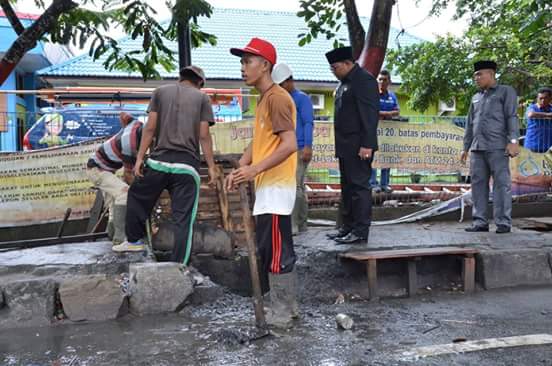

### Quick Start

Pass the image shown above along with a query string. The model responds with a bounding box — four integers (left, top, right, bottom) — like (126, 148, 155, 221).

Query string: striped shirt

(88, 119, 143, 172)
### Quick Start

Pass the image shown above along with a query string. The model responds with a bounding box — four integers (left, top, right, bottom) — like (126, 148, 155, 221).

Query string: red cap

(230, 37, 277, 65)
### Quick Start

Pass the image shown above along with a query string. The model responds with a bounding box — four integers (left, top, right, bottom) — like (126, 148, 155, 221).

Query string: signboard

(0, 139, 100, 227)
(511, 147, 552, 195)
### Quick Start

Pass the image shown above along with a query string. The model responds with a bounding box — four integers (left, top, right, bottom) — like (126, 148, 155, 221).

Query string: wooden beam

(367, 259, 378, 301)
(463, 254, 476, 293)
(407, 259, 417, 297)
(215, 164, 233, 232)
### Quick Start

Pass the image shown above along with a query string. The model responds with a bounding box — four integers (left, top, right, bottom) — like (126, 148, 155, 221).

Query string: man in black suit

(325, 46, 379, 244)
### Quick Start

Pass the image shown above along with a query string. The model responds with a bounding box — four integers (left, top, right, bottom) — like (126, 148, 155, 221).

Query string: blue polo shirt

(290, 89, 314, 149)
(525, 103, 552, 152)
(380, 91, 399, 112)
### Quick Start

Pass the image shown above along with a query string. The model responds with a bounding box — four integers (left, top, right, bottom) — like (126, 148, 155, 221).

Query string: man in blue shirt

(370, 70, 400, 193)
(524, 87, 552, 153)
(272, 63, 314, 233)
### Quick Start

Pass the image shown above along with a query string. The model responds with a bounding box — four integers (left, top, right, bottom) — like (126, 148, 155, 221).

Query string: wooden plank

(56, 208, 72, 238)
(367, 259, 378, 301)
(86, 190, 104, 233)
(340, 247, 479, 261)
(407, 260, 417, 297)
(463, 255, 475, 293)
(400, 334, 552, 362)
(238, 180, 267, 329)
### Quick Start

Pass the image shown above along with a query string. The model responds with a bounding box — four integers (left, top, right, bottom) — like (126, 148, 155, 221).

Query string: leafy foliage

(387, 36, 474, 114)
(297, 0, 348, 49)
(390, 0, 552, 112)
(3, 0, 216, 81)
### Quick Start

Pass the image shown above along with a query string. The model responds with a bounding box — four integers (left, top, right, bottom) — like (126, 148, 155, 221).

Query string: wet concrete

(1, 286, 551, 365)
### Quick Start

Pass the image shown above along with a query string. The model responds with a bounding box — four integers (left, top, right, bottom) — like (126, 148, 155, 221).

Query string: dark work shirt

(463, 84, 520, 151)
(333, 64, 379, 157)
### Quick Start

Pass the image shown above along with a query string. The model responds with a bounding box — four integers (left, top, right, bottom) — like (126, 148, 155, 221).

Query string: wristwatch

(510, 139, 518, 144)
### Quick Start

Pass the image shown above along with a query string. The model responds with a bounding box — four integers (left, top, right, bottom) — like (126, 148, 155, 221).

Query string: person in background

(370, 69, 399, 193)
(86, 112, 142, 246)
(272, 62, 314, 234)
(461, 60, 520, 234)
(225, 37, 298, 329)
(524, 87, 552, 153)
(324, 46, 379, 245)
(115, 65, 217, 265)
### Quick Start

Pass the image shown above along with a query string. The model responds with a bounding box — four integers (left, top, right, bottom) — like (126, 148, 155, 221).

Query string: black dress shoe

(464, 225, 489, 232)
(326, 229, 351, 240)
(496, 225, 511, 234)
(334, 232, 367, 244)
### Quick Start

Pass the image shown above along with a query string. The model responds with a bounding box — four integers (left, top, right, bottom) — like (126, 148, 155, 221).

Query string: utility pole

(177, 20, 191, 69)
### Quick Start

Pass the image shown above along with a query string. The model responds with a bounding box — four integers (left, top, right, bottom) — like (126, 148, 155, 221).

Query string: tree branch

(343, 0, 365, 59)
(0, 0, 78, 86)
(527, 60, 552, 68)
(505, 66, 535, 78)
(0, 0, 25, 35)
(3, 0, 77, 64)
(358, 0, 395, 76)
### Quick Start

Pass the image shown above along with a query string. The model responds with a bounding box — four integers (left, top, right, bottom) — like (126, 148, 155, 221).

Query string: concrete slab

(0, 241, 152, 330)
(59, 275, 127, 322)
(478, 249, 552, 289)
(298, 222, 552, 253)
(0, 241, 151, 277)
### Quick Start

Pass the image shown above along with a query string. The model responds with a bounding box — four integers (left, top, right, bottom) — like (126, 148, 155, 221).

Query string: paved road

(2, 286, 552, 365)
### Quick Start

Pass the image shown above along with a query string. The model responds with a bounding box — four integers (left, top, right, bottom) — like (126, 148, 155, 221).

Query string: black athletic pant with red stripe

(255, 214, 296, 275)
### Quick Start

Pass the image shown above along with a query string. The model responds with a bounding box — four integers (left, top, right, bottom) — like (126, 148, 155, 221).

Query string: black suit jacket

(333, 64, 379, 158)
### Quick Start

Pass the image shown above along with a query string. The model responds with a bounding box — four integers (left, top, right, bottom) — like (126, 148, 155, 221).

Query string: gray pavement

(299, 220, 552, 252)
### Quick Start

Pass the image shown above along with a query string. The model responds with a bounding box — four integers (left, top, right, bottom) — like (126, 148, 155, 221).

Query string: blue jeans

(370, 168, 390, 186)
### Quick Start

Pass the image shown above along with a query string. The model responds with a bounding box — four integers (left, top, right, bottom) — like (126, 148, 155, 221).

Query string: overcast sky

(14, 0, 467, 42)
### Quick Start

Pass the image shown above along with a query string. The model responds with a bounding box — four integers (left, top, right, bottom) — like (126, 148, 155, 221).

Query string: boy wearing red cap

(226, 37, 298, 329)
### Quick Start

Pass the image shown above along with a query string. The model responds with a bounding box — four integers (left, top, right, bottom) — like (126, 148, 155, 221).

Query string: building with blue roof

(38, 8, 439, 119)
(0, 11, 72, 151)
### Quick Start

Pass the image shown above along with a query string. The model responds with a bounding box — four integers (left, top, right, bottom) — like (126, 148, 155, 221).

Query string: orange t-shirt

(251, 84, 297, 216)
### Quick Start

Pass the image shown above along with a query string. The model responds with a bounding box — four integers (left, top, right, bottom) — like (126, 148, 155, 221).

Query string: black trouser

(339, 155, 373, 237)
(255, 214, 296, 275)
(126, 161, 199, 264)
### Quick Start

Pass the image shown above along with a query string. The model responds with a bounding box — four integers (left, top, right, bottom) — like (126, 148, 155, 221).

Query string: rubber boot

(107, 220, 115, 240)
(111, 204, 127, 245)
(289, 268, 299, 319)
(266, 270, 297, 329)
(264, 269, 299, 319)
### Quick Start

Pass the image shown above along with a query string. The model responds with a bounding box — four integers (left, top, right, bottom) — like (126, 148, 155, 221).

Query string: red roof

(0, 11, 39, 21)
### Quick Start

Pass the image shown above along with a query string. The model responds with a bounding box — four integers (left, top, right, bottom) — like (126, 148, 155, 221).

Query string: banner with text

(0, 139, 101, 228)
(2, 120, 551, 227)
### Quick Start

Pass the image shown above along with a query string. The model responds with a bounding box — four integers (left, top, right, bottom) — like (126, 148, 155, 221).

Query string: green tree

(387, 0, 552, 112)
(0, 0, 216, 86)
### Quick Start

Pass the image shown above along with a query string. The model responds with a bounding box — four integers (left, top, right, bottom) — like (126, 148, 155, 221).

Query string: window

(309, 94, 325, 110)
